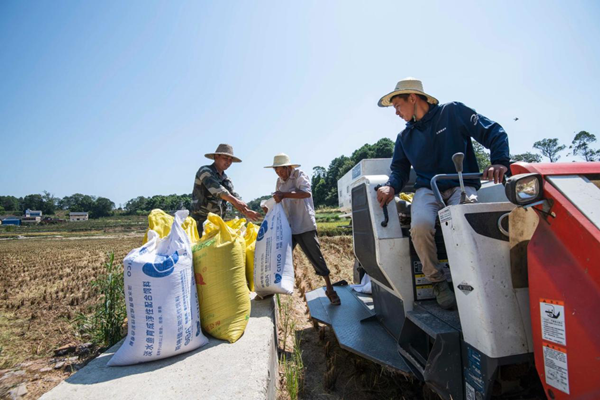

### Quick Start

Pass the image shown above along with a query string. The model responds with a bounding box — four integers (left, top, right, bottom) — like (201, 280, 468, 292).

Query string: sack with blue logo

(253, 203, 295, 296)
(108, 210, 208, 366)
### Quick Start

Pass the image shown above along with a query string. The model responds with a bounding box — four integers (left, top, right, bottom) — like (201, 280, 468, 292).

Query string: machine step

(306, 285, 412, 373)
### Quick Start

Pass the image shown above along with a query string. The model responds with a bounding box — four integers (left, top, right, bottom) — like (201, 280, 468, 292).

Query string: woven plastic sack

(108, 210, 208, 366)
(244, 223, 259, 291)
(143, 208, 200, 245)
(192, 213, 250, 343)
(201, 217, 246, 241)
(253, 203, 294, 296)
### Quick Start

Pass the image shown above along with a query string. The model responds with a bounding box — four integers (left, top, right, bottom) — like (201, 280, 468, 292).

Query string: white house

(25, 209, 43, 218)
(69, 212, 89, 222)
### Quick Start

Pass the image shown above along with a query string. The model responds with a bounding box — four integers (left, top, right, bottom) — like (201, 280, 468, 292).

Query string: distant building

(21, 216, 41, 224)
(25, 209, 43, 218)
(2, 218, 21, 226)
(70, 212, 89, 222)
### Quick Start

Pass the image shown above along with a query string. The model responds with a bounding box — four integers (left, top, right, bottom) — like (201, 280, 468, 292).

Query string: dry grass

(0, 235, 142, 399)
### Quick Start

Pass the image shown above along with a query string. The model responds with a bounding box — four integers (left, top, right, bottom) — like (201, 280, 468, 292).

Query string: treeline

(123, 194, 191, 215)
(0, 193, 115, 218)
(0, 193, 192, 219)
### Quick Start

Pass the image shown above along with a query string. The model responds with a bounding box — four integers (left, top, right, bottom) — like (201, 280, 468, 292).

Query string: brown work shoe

(325, 289, 341, 306)
(433, 281, 456, 310)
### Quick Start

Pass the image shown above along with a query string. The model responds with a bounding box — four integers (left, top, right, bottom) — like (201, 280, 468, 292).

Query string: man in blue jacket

(376, 77, 510, 310)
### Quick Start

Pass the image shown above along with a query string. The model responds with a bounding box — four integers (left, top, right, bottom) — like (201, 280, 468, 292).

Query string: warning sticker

(543, 343, 569, 394)
(540, 299, 566, 346)
(439, 208, 452, 223)
(414, 273, 430, 285)
(465, 382, 476, 400)
(416, 284, 434, 300)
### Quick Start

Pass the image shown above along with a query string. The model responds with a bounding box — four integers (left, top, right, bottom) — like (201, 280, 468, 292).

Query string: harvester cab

(306, 155, 600, 400)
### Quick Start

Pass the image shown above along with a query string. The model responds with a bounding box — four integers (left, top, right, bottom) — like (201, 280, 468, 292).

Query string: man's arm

(456, 102, 510, 183)
(199, 170, 260, 221)
(273, 170, 312, 203)
(378, 136, 411, 207)
(273, 190, 310, 203)
(220, 192, 260, 221)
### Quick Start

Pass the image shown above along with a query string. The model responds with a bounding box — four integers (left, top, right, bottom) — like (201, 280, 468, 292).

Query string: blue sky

(1, 1, 599, 207)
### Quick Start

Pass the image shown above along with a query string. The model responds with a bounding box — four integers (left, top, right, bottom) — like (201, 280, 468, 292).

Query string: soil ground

(0, 234, 425, 400)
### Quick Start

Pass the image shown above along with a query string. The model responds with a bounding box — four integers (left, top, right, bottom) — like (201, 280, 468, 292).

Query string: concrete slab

(41, 296, 277, 400)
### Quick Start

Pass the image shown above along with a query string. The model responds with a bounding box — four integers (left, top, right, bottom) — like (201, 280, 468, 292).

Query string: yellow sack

(192, 213, 250, 343)
(244, 223, 259, 291)
(142, 209, 200, 245)
(200, 217, 246, 241)
(400, 193, 414, 203)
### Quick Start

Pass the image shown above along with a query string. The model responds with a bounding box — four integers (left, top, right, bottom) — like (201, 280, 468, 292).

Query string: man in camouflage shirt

(191, 144, 260, 229)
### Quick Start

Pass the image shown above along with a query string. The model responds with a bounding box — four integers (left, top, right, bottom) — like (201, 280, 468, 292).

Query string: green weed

(75, 252, 126, 347)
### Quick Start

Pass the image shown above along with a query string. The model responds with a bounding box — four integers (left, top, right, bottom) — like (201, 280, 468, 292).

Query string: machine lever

(374, 185, 390, 227)
(452, 152, 467, 204)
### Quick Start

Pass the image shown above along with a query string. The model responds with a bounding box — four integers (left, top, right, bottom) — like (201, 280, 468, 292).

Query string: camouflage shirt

(190, 163, 238, 222)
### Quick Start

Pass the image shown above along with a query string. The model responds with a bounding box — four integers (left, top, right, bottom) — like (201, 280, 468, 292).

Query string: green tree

(511, 152, 542, 163)
(0, 196, 19, 212)
(472, 141, 491, 172)
(324, 156, 354, 206)
(60, 193, 96, 212)
(22, 194, 44, 213)
(41, 191, 57, 215)
(351, 143, 375, 164)
(178, 194, 192, 210)
(125, 196, 148, 215)
(569, 131, 599, 161)
(247, 194, 271, 212)
(91, 197, 115, 218)
(0, 205, 5, 215)
(533, 138, 566, 163)
(372, 137, 395, 158)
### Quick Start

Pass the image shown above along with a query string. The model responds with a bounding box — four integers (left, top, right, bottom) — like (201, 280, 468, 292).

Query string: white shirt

(276, 168, 317, 235)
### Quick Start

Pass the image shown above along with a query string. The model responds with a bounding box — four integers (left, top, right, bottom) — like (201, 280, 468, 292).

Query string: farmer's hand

(244, 209, 261, 221)
(273, 191, 285, 203)
(377, 186, 395, 208)
(482, 164, 508, 184)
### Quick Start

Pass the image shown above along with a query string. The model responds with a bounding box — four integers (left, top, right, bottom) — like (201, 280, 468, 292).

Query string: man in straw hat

(264, 153, 341, 305)
(190, 143, 260, 230)
(377, 77, 510, 310)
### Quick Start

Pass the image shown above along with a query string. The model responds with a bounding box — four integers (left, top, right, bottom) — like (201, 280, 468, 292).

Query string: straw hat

(378, 77, 439, 107)
(204, 144, 242, 163)
(264, 153, 301, 168)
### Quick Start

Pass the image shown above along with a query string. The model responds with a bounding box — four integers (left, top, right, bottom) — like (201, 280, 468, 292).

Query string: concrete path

(41, 295, 277, 400)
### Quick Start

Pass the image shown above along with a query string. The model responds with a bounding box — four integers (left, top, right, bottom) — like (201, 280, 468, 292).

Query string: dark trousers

(292, 230, 330, 276)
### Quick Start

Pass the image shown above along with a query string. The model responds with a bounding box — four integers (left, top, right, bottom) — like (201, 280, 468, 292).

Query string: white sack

(350, 273, 372, 294)
(108, 210, 208, 366)
(253, 202, 294, 296)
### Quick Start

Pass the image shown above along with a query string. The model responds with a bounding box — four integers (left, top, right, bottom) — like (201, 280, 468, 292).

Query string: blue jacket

(385, 102, 510, 193)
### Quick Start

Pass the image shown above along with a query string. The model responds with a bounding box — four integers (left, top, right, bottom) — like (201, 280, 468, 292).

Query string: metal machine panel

(351, 178, 417, 312)
(440, 202, 534, 358)
(352, 183, 392, 290)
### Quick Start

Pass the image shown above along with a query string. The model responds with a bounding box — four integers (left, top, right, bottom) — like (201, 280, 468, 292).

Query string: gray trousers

(292, 230, 330, 277)
(411, 186, 477, 282)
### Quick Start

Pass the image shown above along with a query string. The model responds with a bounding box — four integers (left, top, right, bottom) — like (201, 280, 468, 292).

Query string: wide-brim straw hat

(378, 77, 439, 107)
(205, 143, 242, 163)
(264, 153, 301, 168)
